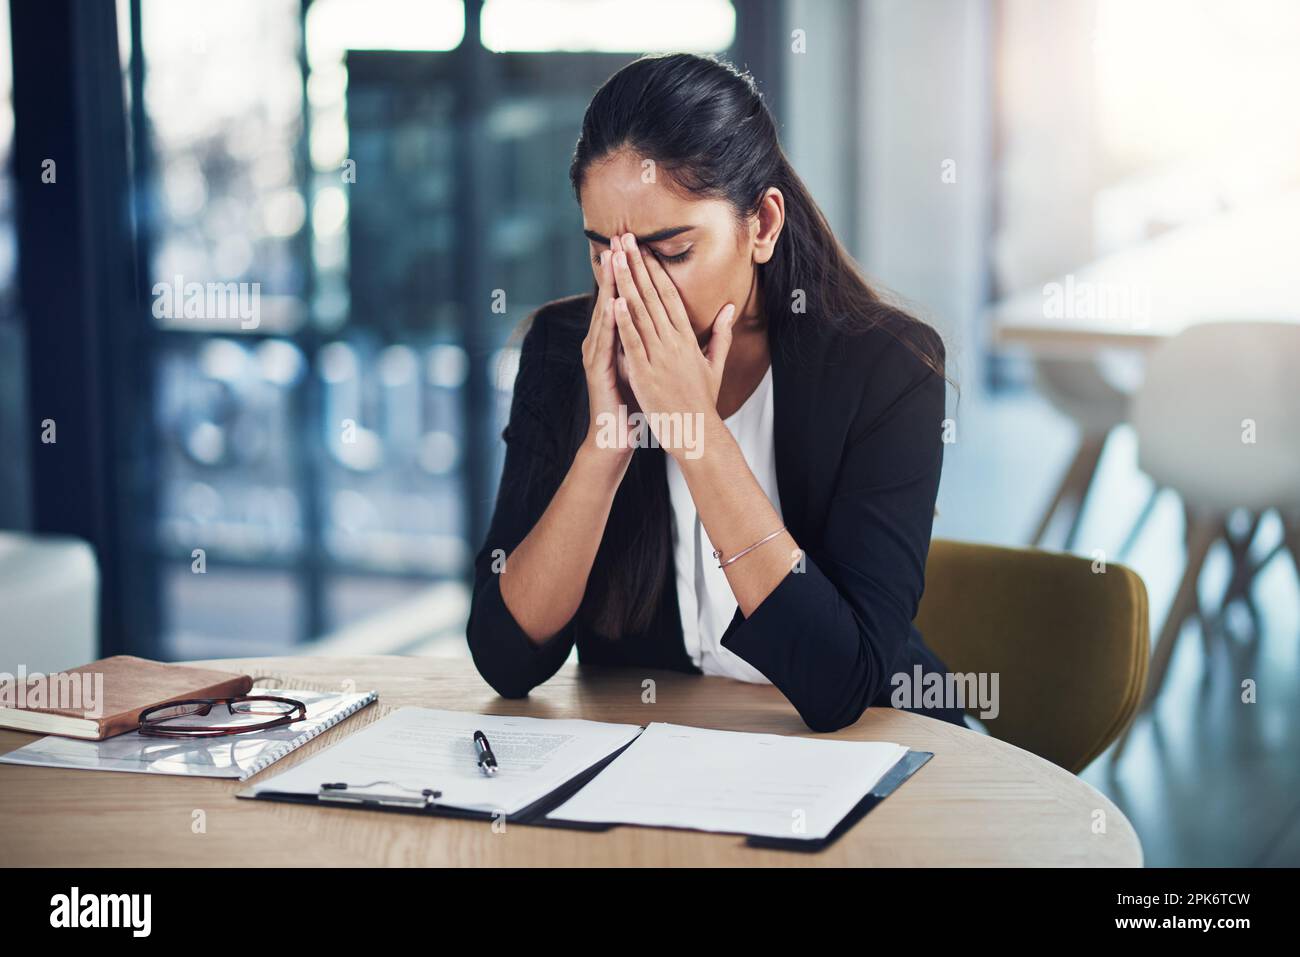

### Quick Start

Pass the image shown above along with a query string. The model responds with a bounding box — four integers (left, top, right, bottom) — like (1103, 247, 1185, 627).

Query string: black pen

(473, 730, 498, 776)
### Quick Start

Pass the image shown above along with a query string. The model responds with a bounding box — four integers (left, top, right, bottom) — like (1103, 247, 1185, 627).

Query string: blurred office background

(0, 0, 1297, 865)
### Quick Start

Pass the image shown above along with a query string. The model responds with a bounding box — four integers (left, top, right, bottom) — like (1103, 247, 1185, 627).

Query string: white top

(665, 365, 781, 684)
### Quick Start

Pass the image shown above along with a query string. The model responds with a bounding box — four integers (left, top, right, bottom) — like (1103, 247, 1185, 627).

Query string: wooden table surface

(0, 656, 1143, 866)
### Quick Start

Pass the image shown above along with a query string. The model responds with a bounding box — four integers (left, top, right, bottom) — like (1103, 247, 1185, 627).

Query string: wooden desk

(0, 656, 1142, 866)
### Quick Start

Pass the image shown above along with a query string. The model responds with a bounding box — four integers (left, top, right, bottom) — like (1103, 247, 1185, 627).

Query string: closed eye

(653, 247, 692, 265)
(591, 246, 693, 266)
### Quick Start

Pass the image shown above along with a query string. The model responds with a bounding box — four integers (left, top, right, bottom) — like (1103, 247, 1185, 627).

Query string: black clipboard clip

(317, 780, 442, 810)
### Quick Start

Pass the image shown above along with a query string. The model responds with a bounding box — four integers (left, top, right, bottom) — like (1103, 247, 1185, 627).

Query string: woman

(466, 52, 967, 733)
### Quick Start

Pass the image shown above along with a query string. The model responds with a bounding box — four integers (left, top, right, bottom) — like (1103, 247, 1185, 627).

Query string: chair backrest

(1132, 321, 1300, 512)
(914, 539, 1148, 774)
(1033, 357, 1131, 435)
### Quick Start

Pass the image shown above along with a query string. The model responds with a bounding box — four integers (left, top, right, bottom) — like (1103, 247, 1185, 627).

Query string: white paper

(547, 722, 909, 840)
(0, 687, 376, 780)
(242, 707, 644, 816)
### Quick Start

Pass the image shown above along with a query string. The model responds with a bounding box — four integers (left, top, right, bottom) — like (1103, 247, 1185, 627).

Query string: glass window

(123, 0, 737, 659)
(0, 0, 27, 532)
(481, 0, 734, 52)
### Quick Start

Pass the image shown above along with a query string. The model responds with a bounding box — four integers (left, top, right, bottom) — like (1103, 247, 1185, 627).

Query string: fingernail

(615, 251, 627, 267)
(624, 233, 636, 249)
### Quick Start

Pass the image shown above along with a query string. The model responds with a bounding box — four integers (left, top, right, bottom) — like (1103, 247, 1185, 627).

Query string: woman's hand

(608, 233, 737, 458)
(607, 233, 795, 615)
(582, 248, 637, 459)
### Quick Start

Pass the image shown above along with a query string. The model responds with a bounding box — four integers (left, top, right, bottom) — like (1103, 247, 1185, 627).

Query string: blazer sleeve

(465, 314, 579, 698)
(718, 331, 946, 732)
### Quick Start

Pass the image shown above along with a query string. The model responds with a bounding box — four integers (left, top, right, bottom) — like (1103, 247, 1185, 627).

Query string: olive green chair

(914, 539, 1149, 774)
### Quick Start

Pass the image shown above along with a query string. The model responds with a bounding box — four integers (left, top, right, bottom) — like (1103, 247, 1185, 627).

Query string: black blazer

(466, 292, 968, 733)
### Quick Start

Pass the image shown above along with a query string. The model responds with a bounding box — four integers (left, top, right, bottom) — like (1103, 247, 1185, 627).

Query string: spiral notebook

(0, 686, 377, 781)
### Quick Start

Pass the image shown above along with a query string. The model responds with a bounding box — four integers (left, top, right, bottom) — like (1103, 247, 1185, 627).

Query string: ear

(751, 187, 785, 265)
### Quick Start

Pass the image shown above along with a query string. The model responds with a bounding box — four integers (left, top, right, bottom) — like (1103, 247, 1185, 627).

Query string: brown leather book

(0, 655, 253, 739)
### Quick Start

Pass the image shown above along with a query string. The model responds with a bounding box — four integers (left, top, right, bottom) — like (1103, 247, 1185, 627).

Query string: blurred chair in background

(1112, 321, 1300, 761)
(1029, 357, 1153, 555)
(915, 538, 1149, 774)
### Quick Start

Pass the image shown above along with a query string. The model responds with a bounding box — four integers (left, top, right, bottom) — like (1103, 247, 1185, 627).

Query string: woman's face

(580, 149, 779, 339)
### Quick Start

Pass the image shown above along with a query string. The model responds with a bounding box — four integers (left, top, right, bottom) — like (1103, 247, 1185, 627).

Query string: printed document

(548, 722, 908, 840)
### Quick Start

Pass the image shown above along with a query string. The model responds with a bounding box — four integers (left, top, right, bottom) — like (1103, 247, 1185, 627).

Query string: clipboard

(744, 749, 933, 851)
(236, 734, 637, 832)
(238, 736, 934, 851)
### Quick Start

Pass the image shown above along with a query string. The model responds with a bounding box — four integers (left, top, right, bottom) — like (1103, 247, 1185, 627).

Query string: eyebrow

(583, 225, 695, 246)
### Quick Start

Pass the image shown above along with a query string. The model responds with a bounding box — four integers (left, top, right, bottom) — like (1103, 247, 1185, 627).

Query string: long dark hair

(550, 52, 948, 640)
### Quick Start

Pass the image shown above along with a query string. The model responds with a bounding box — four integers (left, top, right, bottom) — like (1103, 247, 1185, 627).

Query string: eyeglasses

(137, 695, 308, 738)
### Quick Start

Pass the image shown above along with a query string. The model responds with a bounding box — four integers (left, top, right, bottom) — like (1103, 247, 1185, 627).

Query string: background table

(990, 189, 1300, 356)
(0, 656, 1143, 866)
